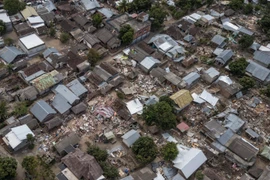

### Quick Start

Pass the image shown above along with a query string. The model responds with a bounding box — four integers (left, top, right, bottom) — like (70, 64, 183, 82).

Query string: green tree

(0, 101, 7, 122)
(259, 15, 270, 35)
(229, 0, 244, 10)
(87, 145, 108, 162)
(48, 27, 56, 37)
(0, 20, 6, 35)
(243, 4, 253, 14)
(60, 32, 70, 43)
(99, 161, 119, 179)
(238, 35, 254, 49)
(3, 0, 26, 15)
(132, 137, 158, 164)
(159, 96, 175, 108)
(0, 157, 17, 180)
(239, 76, 255, 89)
(13, 101, 27, 117)
(87, 48, 101, 67)
(92, 14, 103, 28)
(161, 142, 178, 161)
(142, 101, 177, 130)
(149, 5, 167, 31)
(4, 38, 13, 46)
(229, 58, 249, 76)
(22, 156, 38, 176)
(195, 170, 204, 180)
(27, 134, 35, 150)
(119, 25, 134, 44)
(132, 0, 151, 11)
(118, 0, 129, 13)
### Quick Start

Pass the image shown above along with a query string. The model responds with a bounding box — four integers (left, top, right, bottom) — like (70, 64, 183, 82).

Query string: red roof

(177, 122, 189, 132)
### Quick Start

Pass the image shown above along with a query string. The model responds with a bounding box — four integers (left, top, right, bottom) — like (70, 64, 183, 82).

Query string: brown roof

(66, 51, 85, 70)
(100, 62, 118, 76)
(22, 64, 42, 76)
(60, 19, 77, 32)
(45, 117, 63, 130)
(137, 42, 155, 54)
(71, 102, 87, 114)
(62, 149, 103, 180)
(95, 28, 113, 44)
(165, 25, 183, 40)
(88, 72, 104, 86)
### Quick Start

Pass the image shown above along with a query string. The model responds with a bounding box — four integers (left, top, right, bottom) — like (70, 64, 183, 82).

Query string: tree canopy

(118, 0, 130, 13)
(27, 134, 35, 149)
(149, 5, 167, 31)
(131, 0, 151, 11)
(13, 101, 28, 117)
(132, 137, 158, 164)
(243, 4, 253, 15)
(229, 0, 244, 10)
(259, 15, 270, 36)
(3, 0, 26, 15)
(229, 58, 249, 76)
(195, 170, 204, 180)
(142, 101, 177, 130)
(92, 14, 103, 28)
(119, 25, 134, 44)
(239, 76, 255, 90)
(60, 32, 70, 43)
(99, 161, 119, 179)
(87, 145, 108, 162)
(0, 20, 6, 35)
(0, 157, 17, 180)
(161, 142, 179, 161)
(238, 35, 254, 49)
(159, 96, 175, 108)
(0, 101, 7, 123)
(87, 48, 101, 67)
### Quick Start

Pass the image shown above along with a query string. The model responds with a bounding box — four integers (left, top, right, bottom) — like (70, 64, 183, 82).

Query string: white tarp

(199, 90, 219, 106)
(126, 99, 143, 115)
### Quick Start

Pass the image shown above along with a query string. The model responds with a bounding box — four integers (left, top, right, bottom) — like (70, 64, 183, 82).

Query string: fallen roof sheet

(126, 99, 143, 115)
(199, 90, 219, 106)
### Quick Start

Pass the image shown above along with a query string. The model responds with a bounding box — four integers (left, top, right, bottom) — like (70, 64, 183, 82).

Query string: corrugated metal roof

(170, 90, 193, 109)
(53, 85, 79, 105)
(0, 46, 25, 64)
(205, 67, 220, 78)
(43, 47, 58, 58)
(31, 70, 58, 92)
(217, 129, 234, 145)
(199, 90, 219, 106)
(140, 56, 160, 70)
(216, 49, 233, 63)
(238, 26, 254, 36)
(211, 35, 226, 46)
(224, 113, 245, 132)
(98, 8, 114, 19)
(30, 100, 56, 122)
(66, 79, 88, 97)
(19, 34, 45, 50)
(81, 0, 100, 10)
(122, 129, 140, 147)
(246, 60, 270, 81)
(183, 72, 200, 86)
(20, 6, 38, 19)
(11, 124, 34, 140)
(52, 94, 71, 114)
(254, 51, 270, 66)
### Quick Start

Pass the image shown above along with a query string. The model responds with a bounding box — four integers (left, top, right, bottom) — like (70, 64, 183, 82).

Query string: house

(71, 102, 87, 115)
(170, 90, 193, 110)
(55, 132, 80, 155)
(164, 72, 184, 88)
(122, 129, 140, 147)
(13, 22, 35, 37)
(18, 64, 45, 83)
(224, 113, 245, 133)
(177, 122, 189, 133)
(60, 148, 104, 180)
(72, 15, 92, 31)
(216, 76, 242, 98)
(95, 28, 121, 49)
(173, 144, 207, 179)
(53, 85, 79, 105)
(18, 34, 46, 56)
(70, 28, 85, 42)
(238, 26, 254, 36)
(139, 56, 161, 73)
(131, 167, 157, 180)
(202, 67, 220, 84)
(253, 51, 270, 67)
(258, 167, 270, 180)
(215, 49, 234, 66)
(59, 19, 77, 32)
(126, 99, 143, 115)
(203, 119, 226, 140)
(43, 47, 58, 58)
(18, 114, 39, 130)
(20, 6, 38, 20)
(40, 12, 55, 26)
(150, 67, 167, 83)
(16, 86, 38, 101)
(81, 0, 100, 11)
(44, 117, 63, 131)
(201, 14, 215, 25)
(199, 90, 219, 107)
(128, 46, 149, 62)
(45, 51, 67, 69)
(66, 51, 85, 71)
(246, 60, 270, 84)
(182, 71, 200, 88)
(211, 35, 226, 48)
(83, 33, 100, 48)
(177, 19, 193, 34)
(52, 93, 72, 115)
(66, 79, 88, 98)
(2, 124, 34, 151)
(0, 46, 25, 64)
(30, 100, 56, 123)
(0, 10, 12, 31)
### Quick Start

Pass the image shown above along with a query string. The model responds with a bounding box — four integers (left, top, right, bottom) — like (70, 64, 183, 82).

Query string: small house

(18, 114, 39, 130)
(18, 34, 46, 56)
(211, 34, 226, 48)
(122, 129, 140, 147)
(245, 60, 270, 84)
(55, 132, 80, 155)
(66, 79, 88, 98)
(71, 102, 87, 115)
(52, 94, 72, 116)
(170, 90, 193, 110)
(253, 51, 270, 68)
(182, 71, 200, 88)
(0, 10, 12, 31)
(202, 67, 220, 84)
(44, 117, 63, 131)
(53, 85, 80, 105)
(0, 46, 25, 64)
(30, 100, 56, 123)
(139, 56, 161, 73)
(215, 49, 234, 66)
(177, 122, 189, 133)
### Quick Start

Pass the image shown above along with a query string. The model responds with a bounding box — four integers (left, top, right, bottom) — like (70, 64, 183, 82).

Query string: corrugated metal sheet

(170, 90, 193, 109)
(20, 6, 38, 19)
(30, 100, 56, 122)
(246, 60, 270, 81)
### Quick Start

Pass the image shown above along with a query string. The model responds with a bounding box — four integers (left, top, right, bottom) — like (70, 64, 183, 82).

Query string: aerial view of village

(0, 0, 270, 179)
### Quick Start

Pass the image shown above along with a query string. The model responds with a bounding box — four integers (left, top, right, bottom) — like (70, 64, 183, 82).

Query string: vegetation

(132, 137, 158, 164)
(229, 0, 244, 11)
(239, 76, 255, 89)
(119, 25, 134, 44)
(22, 156, 55, 180)
(259, 14, 270, 37)
(118, 0, 130, 13)
(142, 101, 177, 130)
(260, 85, 270, 97)
(99, 161, 119, 179)
(161, 142, 178, 161)
(60, 32, 70, 43)
(116, 91, 125, 99)
(0, 157, 17, 180)
(131, 0, 151, 11)
(3, 0, 26, 15)
(92, 14, 103, 28)
(175, 0, 203, 11)
(0, 101, 7, 123)
(149, 5, 167, 31)
(87, 145, 108, 162)
(159, 95, 175, 108)
(229, 58, 249, 76)
(4, 38, 13, 46)
(243, 4, 253, 15)
(195, 170, 204, 180)
(87, 48, 101, 67)
(48, 27, 56, 37)
(27, 134, 35, 150)
(13, 101, 28, 117)
(0, 20, 6, 35)
(238, 35, 254, 49)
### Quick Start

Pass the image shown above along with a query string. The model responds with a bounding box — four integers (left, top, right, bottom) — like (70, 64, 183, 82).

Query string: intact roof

(254, 51, 270, 66)
(53, 85, 79, 105)
(228, 137, 258, 161)
(126, 99, 143, 115)
(204, 119, 226, 139)
(140, 56, 161, 70)
(71, 102, 87, 115)
(83, 33, 100, 46)
(217, 129, 234, 146)
(205, 67, 220, 78)
(177, 122, 189, 132)
(59, 19, 76, 32)
(81, 0, 100, 10)
(28, 16, 44, 24)
(30, 100, 56, 122)
(260, 145, 270, 160)
(211, 34, 226, 46)
(258, 168, 270, 180)
(66, 79, 88, 97)
(43, 47, 58, 58)
(131, 167, 157, 180)
(20, 6, 38, 19)
(61, 148, 103, 180)
(199, 90, 219, 106)
(18, 114, 38, 130)
(164, 72, 182, 86)
(216, 49, 234, 63)
(246, 60, 270, 82)
(224, 113, 245, 132)
(20, 86, 38, 100)
(129, 46, 149, 62)
(183, 34, 193, 42)
(55, 132, 80, 154)
(238, 26, 254, 36)
(19, 34, 45, 50)
(93, 66, 112, 81)
(98, 8, 114, 19)
(0, 46, 25, 64)
(121, 129, 140, 147)
(183, 72, 200, 86)
(31, 70, 61, 92)
(13, 22, 35, 36)
(246, 128, 259, 139)
(170, 90, 193, 109)
(100, 62, 118, 76)
(44, 117, 63, 130)
(52, 93, 72, 114)
(66, 51, 85, 70)
(150, 67, 166, 82)
(73, 15, 89, 26)
(0, 12, 11, 23)
(95, 28, 113, 44)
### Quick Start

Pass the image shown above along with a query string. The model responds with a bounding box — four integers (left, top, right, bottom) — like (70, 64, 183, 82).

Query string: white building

(0, 10, 12, 32)
(18, 34, 46, 56)
(2, 124, 34, 151)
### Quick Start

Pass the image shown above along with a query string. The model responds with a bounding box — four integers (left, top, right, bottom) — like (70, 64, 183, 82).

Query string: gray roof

(55, 132, 80, 154)
(98, 8, 114, 19)
(43, 0, 56, 12)
(0, 46, 25, 64)
(246, 60, 270, 82)
(216, 49, 234, 64)
(224, 113, 245, 133)
(238, 26, 254, 36)
(30, 100, 56, 122)
(183, 72, 200, 86)
(52, 94, 72, 114)
(246, 128, 259, 139)
(81, 0, 100, 10)
(120, 175, 134, 180)
(205, 67, 220, 78)
(93, 66, 112, 81)
(140, 56, 161, 70)
(122, 129, 140, 147)
(43, 47, 58, 58)
(211, 35, 226, 46)
(71, 102, 87, 114)
(172, 173, 185, 180)
(53, 85, 79, 105)
(254, 51, 270, 66)
(83, 33, 100, 46)
(66, 79, 88, 97)
(211, 141, 226, 153)
(44, 116, 63, 130)
(183, 35, 193, 42)
(217, 129, 234, 145)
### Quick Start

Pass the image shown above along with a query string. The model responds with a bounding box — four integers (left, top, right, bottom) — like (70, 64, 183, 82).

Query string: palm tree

(118, 0, 129, 13)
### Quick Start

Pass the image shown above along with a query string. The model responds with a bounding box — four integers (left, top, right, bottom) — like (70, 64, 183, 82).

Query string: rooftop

(19, 34, 45, 50)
